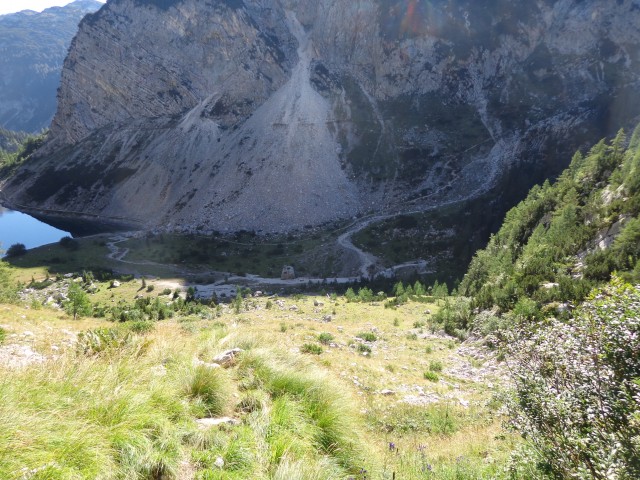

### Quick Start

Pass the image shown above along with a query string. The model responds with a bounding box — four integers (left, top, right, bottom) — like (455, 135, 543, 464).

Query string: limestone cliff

(0, 0, 103, 133)
(3, 0, 640, 235)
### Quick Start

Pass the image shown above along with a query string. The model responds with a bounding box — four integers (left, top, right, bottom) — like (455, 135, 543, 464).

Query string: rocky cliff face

(3, 0, 640, 235)
(0, 0, 103, 133)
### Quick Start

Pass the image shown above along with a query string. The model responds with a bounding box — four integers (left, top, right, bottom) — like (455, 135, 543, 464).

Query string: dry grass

(0, 283, 516, 479)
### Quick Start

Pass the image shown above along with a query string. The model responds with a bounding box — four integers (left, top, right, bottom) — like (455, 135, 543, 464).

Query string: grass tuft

(301, 343, 323, 355)
(187, 365, 231, 417)
(356, 332, 377, 342)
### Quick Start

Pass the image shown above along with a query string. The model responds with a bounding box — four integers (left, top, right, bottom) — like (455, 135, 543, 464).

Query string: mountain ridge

(0, 0, 103, 133)
(3, 0, 640, 244)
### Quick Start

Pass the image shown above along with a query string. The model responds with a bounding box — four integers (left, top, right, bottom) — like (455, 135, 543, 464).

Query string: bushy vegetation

(431, 296, 472, 338)
(449, 127, 640, 478)
(0, 261, 18, 303)
(64, 282, 92, 320)
(317, 332, 334, 344)
(0, 131, 46, 178)
(4, 243, 26, 258)
(505, 278, 640, 478)
(344, 286, 385, 303)
(461, 127, 640, 315)
(356, 331, 377, 342)
(0, 127, 29, 153)
(300, 343, 323, 355)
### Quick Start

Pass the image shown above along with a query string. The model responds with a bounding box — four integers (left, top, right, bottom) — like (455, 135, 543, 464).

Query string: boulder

(281, 266, 295, 280)
(212, 348, 243, 368)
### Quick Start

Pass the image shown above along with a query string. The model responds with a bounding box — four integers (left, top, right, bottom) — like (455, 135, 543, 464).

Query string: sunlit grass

(0, 284, 514, 479)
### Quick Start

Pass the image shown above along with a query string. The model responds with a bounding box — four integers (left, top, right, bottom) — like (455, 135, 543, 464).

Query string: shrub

(344, 287, 357, 302)
(64, 282, 92, 320)
(505, 278, 640, 478)
(146, 284, 155, 292)
(0, 261, 18, 303)
(127, 321, 155, 334)
(4, 243, 26, 258)
(423, 371, 439, 382)
(59, 236, 79, 251)
(300, 343, 323, 355)
(0, 327, 5, 344)
(76, 328, 132, 356)
(432, 296, 473, 338)
(160, 288, 172, 296)
(318, 332, 334, 345)
(356, 344, 371, 354)
(356, 332, 377, 342)
(429, 360, 443, 372)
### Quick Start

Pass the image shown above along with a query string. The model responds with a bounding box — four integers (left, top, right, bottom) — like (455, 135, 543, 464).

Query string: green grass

(356, 332, 377, 342)
(366, 402, 460, 435)
(301, 343, 323, 355)
(0, 316, 382, 478)
(0, 281, 518, 479)
(120, 231, 346, 278)
(0, 346, 194, 478)
(187, 365, 232, 417)
(237, 350, 373, 474)
(424, 371, 440, 382)
(6, 237, 113, 275)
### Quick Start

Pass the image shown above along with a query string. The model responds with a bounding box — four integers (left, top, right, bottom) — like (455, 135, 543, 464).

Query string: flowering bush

(505, 277, 640, 478)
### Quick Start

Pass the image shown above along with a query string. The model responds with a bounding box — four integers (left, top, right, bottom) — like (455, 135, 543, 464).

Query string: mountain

(0, 0, 103, 133)
(460, 126, 640, 314)
(2, 0, 640, 243)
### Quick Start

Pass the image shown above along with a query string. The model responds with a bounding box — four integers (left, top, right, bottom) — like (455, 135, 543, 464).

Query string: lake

(0, 207, 70, 252)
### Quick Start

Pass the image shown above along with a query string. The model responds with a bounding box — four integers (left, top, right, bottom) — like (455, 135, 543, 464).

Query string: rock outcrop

(2, 0, 640, 235)
(0, 0, 103, 133)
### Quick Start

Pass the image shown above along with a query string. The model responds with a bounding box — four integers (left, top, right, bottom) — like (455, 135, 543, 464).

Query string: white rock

(196, 417, 240, 429)
(212, 348, 243, 367)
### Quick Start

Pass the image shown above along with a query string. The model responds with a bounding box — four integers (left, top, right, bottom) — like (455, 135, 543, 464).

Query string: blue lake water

(0, 208, 70, 251)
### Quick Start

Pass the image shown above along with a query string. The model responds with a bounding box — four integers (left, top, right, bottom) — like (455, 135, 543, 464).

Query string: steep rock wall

(3, 0, 640, 235)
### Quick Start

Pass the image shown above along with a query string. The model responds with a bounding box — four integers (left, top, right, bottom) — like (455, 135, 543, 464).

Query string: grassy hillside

(3, 126, 640, 478)
(460, 126, 640, 316)
(0, 264, 519, 479)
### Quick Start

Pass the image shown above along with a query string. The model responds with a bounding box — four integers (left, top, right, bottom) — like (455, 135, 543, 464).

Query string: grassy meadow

(0, 268, 519, 479)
